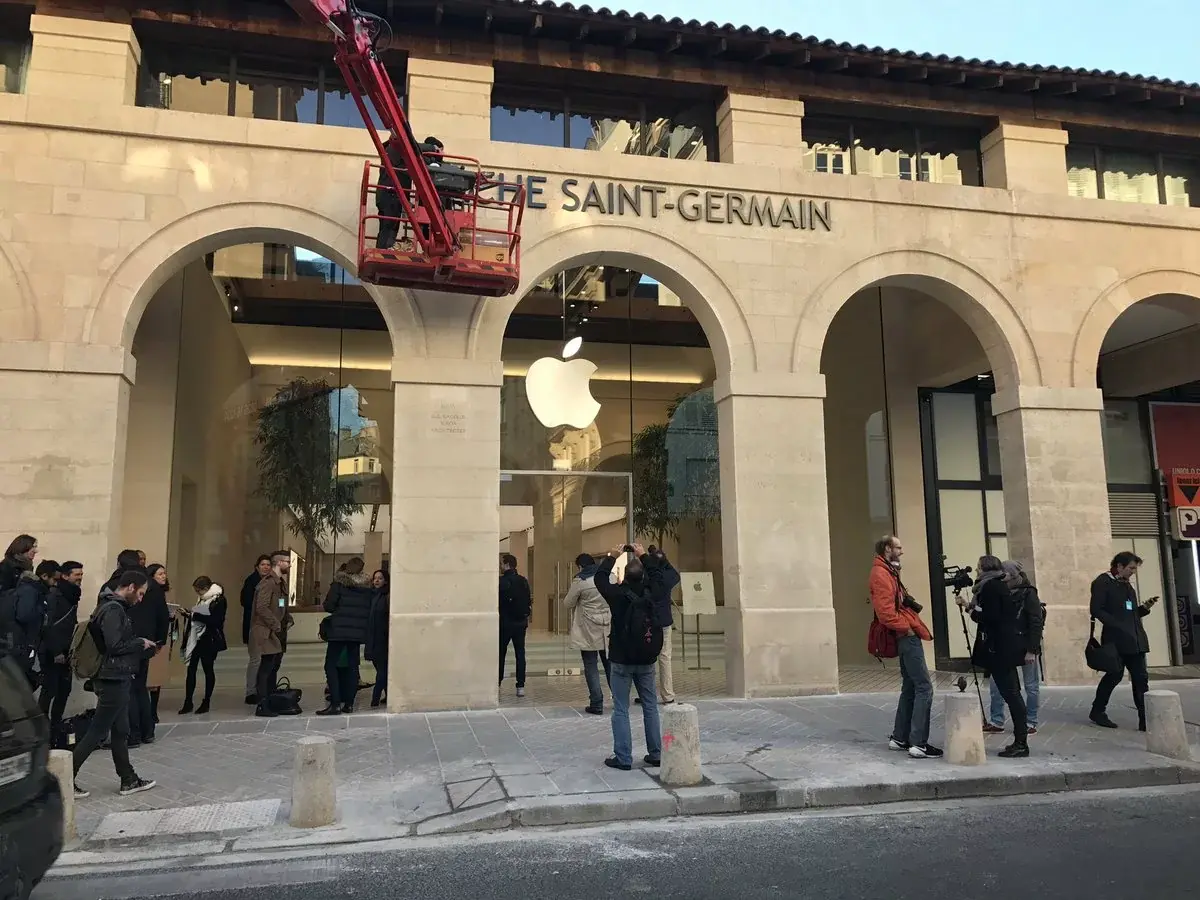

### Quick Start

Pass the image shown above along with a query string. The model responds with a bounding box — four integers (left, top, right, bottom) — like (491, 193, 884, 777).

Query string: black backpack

(617, 586, 663, 665)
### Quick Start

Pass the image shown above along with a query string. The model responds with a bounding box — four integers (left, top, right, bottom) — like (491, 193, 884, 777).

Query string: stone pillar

(980, 122, 1069, 194)
(25, 14, 141, 107)
(1145, 690, 1192, 761)
(714, 372, 838, 697)
(405, 58, 493, 144)
(0, 342, 133, 613)
(993, 386, 1110, 685)
(717, 92, 806, 168)
(944, 693, 986, 766)
(388, 356, 501, 711)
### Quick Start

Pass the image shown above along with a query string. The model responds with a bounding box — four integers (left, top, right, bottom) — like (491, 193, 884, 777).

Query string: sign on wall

(1173, 507, 1200, 540)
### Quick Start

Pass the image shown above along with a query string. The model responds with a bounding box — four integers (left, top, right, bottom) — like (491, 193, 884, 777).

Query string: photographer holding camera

(870, 536, 941, 759)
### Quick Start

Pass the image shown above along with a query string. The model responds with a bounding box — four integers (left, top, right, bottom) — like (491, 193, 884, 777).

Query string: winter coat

(499, 570, 532, 624)
(376, 140, 410, 213)
(1090, 573, 1151, 656)
(92, 588, 154, 681)
(1012, 583, 1045, 655)
(868, 557, 932, 641)
(42, 580, 80, 661)
(564, 566, 610, 651)
(365, 589, 390, 663)
(9, 570, 48, 657)
(322, 571, 374, 645)
(183, 584, 228, 659)
(0, 555, 29, 593)
(969, 577, 1026, 672)
(250, 572, 285, 656)
(240, 571, 262, 645)
(593, 554, 674, 666)
(130, 580, 171, 645)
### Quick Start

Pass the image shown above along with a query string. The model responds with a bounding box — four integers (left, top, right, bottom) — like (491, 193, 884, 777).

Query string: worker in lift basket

(375, 136, 409, 250)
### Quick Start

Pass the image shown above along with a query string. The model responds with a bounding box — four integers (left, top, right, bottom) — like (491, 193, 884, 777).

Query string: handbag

(318, 615, 332, 642)
(868, 616, 898, 660)
(1085, 619, 1122, 674)
(268, 676, 303, 715)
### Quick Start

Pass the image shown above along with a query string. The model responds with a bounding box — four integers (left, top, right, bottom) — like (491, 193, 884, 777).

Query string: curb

(49, 760, 1200, 872)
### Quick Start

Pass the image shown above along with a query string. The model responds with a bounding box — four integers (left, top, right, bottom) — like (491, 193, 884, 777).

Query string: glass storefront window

(1163, 156, 1200, 207)
(1067, 146, 1100, 199)
(931, 392, 981, 481)
(799, 113, 981, 185)
(232, 55, 319, 124)
(1102, 399, 1153, 484)
(1068, 144, 1200, 207)
(801, 117, 852, 175)
(0, 35, 28, 95)
(1102, 150, 1160, 205)
(491, 85, 566, 147)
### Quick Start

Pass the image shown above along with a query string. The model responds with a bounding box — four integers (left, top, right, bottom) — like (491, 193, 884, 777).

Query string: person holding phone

(1089, 551, 1157, 731)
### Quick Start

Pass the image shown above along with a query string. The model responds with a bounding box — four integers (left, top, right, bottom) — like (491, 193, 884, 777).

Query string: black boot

(998, 739, 1030, 758)
(178, 700, 193, 715)
(195, 699, 211, 715)
(1090, 709, 1118, 729)
(315, 705, 341, 716)
(255, 701, 278, 718)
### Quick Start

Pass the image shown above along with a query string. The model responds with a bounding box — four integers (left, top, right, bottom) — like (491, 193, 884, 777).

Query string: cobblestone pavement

(70, 679, 1200, 843)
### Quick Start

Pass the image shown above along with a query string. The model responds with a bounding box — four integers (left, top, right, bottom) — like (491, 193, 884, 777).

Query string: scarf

(184, 584, 222, 663)
(969, 568, 1005, 610)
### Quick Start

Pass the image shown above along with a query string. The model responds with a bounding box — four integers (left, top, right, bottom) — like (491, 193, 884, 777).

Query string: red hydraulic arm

(284, 0, 456, 258)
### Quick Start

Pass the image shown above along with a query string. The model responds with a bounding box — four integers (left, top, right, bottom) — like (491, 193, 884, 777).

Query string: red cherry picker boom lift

(285, 0, 525, 296)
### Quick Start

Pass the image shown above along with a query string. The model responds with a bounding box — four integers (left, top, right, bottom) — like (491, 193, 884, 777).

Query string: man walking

(251, 551, 290, 718)
(593, 543, 673, 771)
(870, 535, 941, 759)
(1090, 551, 1156, 730)
(241, 554, 271, 705)
(72, 570, 157, 798)
(498, 553, 531, 698)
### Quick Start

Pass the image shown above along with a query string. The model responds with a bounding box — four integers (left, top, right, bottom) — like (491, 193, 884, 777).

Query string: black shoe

(370, 700, 381, 709)
(127, 739, 141, 749)
(644, 754, 661, 767)
(195, 699, 210, 715)
(73, 783, 90, 799)
(1139, 720, 1147, 733)
(178, 701, 194, 715)
(998, 740, 1030, 758)
(604, 756, 632, 771)
(255, 704, 278, 718)
(634, 697, 642, 705)
(888, 737, 910, 751)
(908, 743, 943, 759)
(584, 705, 604, 715)
(119, 777, 156, 797)
(141, 734, 155, 745)
(341, 704, 354, 714)
(315, 706, 340, 716)
(1090, 711, 1119, 729)
(245, 694, 258, 706)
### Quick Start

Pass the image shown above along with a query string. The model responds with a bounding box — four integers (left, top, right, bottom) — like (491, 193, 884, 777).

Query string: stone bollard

(1145, 690, 1192, 761)
(290, 736, 337, 828)
(944, 693, 986, 766)
(659, 702, 703, 786)
(47, 750, 75, 842)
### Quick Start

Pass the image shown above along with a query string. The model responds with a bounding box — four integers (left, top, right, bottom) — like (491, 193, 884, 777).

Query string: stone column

(0, 341, 134, 612)
(715, 372, 838, 697)
(980, 122, 1069, 194)
(388, 357, 501, 711)
(716, 92, 806, 168)
(992, 386, 1110, 684)
(26, 14, 141, 107)
(405, 58, 493, 144)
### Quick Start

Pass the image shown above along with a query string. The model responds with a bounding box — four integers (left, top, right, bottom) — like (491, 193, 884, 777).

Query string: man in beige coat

(564, 553, 611, 714)
(250, 550, 290, 718)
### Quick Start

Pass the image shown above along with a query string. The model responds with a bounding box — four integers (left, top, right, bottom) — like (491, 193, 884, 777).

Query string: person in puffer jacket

(318, 557, 374, 715)
(9, 560, 56, 687)
(71, 570, 158, 800)
(39, 561, 82, 737)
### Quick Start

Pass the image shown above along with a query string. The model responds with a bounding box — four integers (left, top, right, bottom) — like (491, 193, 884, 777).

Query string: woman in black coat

(318, 558, 374, 715)
(0, 534, 38, 592)
(960, 555, 1029, 758)
(179, 576, 228, 714)
(365, 570, 390, 708)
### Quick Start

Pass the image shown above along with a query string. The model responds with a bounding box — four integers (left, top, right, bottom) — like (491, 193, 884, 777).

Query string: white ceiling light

(561, 336, 583, 359)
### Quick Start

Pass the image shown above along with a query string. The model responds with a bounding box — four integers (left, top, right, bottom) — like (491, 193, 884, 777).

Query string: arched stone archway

(1071, 268, 1200, 388)
(0, 240, 35, 337)
(470, 222, 751, 377)
(88, 201, 424, 355)
(793, 248, 1041, 390)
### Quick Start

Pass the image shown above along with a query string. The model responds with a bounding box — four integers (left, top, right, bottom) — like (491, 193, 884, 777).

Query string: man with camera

(870, 536, 941, 759)
(1089, 551, 1157, 731)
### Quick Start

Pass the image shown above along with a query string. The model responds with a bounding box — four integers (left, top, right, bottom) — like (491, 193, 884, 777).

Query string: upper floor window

(1067, 143, 1200, 208)
(491, 66, 717, 162)
(0, 8, 30, 95)
(801, 110, 983, 187)
(136, 34, 405, 129)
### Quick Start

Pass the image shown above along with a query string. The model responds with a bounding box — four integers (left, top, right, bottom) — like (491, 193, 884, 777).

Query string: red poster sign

(1151, 404, 1200, 508)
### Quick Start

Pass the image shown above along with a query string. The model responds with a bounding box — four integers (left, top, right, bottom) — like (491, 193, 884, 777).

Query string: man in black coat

(241, 555, 271, 704)
(40, 560, 83, 737)
(498, 553, 532, 698)
(1090, 551, 1157, 731)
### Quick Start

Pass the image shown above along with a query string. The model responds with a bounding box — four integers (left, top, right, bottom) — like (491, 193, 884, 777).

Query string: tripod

(955, 589, 987, 721)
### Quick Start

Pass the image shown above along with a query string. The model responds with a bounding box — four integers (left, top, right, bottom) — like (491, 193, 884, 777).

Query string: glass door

(500, 470, 631, 687)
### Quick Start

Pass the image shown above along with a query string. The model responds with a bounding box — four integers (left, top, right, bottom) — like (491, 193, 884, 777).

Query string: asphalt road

(38, 785, 1200, 900)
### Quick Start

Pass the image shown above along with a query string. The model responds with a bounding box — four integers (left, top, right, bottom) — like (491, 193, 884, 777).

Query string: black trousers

(184, 647, 218, 703)
(255, 653, 282, 706)
(128, 657, 154, 741)
(1092, 651, 1149, 721)
(324, 642, 360, 708)
(499, 620, 527, 687)
(38, 661, 72, 734)
(371, 659, 388, 706)
(990, 665, 1029, 740)
(73, 679, 136, 784)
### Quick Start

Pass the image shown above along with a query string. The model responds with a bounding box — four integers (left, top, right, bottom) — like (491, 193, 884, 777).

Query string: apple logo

(524, 347, 601, 430)
(693, 581, 702, 592)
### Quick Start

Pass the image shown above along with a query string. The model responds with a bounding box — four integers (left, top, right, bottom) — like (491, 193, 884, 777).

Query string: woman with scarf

(179, 576, 228, 714)
(364, 569, 390, 708)
(957, 554, 1029, 758)
(0, 534, 38, 592)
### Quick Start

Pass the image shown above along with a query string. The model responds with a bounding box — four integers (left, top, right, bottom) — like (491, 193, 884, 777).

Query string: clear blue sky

(622, 0, 1199, 84)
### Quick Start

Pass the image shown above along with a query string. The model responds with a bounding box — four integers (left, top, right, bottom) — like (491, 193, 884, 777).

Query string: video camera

(942, 557, 974, 594)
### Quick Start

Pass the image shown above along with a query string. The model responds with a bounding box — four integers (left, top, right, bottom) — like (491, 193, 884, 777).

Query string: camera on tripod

(942, 557, 974, 594)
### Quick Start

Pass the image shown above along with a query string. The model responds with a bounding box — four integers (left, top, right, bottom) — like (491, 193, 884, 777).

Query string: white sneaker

(908, 744, 944, 759)
(515, 687, 525, 698)
(888, 738, 910, 752)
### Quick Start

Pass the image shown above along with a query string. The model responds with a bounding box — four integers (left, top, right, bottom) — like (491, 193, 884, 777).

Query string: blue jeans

(892, 634, 933, 747)
(990, 659, 1040, 727)
(610, 662, 662, 766)
(581, 650, 610, 709)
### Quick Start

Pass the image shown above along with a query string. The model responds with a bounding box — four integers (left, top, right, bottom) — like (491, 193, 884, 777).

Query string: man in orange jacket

(870, 535, 941, 759)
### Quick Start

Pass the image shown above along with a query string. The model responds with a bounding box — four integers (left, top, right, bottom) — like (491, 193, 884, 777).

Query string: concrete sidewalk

(52, 682, 1200, 872)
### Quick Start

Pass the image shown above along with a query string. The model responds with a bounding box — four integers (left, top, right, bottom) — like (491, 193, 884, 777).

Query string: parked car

(0, 653, 62, 899)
